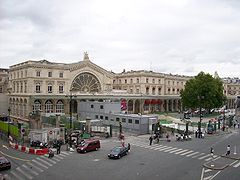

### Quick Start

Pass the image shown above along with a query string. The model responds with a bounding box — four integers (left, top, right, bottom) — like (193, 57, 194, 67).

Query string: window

(20, 82, 23, 93)
(158, 88, 161, 95)
(113, 80, 115, 84)
(100, 116, 103, 120)
(146, 78, 149, 83)
(33, 100, 41, 112)
(36, 83, 41, 93)
(59, 84, 64, 93)
(135, 120, 139, 124)
(91, 105, 94, 108)
(119, 79, 121, 84)
(100, 105, 104, 109)
(130, 89, 133, 93)
(36, 71, 41, 77)
(105, 116, 108, 120)
(95, 115, 98, 119)
(110, 119, 114, 121)
(0, 86, 2, 93)
(16, 82, 19, 93)
(21, 71, 23, 78)
(130, 79, 133, 84)
(116, 117, 120, 122)
(128, 119, 132, 123)
(25, 70, 27, 77)
(56, 100, 64, 113)
(24, 82, 27, 93)
(152, 87, 155, 95)
(122, 118, 126, 123)
(137, 78, 139, 83)
(136, 89, 139, 93)
(146, 87, 149, 94)
(48, 84, 53, 93)
(125, 79, 127, 84)
(152, 79, 155, 84)
(48, 72, 52, 77)
(59, 72, 63, 78)
(45, 100, 53, 113)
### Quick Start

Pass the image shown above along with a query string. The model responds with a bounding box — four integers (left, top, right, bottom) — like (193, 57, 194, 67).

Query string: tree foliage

(180, 72, 226, 110)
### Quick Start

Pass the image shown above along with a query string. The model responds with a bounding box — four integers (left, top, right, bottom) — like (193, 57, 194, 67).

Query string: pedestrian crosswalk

(1, 151, 73, 180)
(129, 139, 240, 169)
(129, 140, 220, 162)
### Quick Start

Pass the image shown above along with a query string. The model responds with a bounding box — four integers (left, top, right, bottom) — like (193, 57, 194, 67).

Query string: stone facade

(0, 68, 9, 115)
(6, 53, 238, 126)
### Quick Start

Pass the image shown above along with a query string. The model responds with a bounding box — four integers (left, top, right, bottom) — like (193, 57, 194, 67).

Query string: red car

(77, 139, 100, 153)
(0, 156, 11, 170)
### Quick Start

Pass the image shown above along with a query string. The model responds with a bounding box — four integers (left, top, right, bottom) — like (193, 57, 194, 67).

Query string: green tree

(180, 72, 226, 111)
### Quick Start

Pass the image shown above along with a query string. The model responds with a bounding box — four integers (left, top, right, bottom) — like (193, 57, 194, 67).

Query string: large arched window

(33, 100, 41, 112)
(45, 100, 53, 113)
(56, 100, 64, 113)
(71, 72, 101, 93)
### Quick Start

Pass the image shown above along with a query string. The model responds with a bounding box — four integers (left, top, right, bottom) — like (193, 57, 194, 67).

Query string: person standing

(226, 145, 230, 156)
(57, 143, 61, 154)
(149, 136, 153, 146)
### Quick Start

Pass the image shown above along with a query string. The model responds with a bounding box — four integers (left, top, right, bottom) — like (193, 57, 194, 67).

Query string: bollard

(234, 145, 237, 155)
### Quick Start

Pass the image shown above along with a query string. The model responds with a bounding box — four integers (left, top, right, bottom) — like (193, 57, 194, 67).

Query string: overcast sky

(1, 0, 240, 78)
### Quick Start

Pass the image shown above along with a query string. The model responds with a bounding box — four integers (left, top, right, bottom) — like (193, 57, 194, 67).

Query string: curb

(203, 162, 229, 170)
(220, 155, 240, 160)
(9, 141, 48, 155)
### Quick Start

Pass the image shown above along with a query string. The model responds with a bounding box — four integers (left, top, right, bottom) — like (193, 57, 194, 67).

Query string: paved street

(1, 128, 240, 180)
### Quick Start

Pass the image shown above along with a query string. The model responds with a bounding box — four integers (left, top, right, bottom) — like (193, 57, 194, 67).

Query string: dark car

(0, 156, 11, 170)
(108, 146, 128, 159)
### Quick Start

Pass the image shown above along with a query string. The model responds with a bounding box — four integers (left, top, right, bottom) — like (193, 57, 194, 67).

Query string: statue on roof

(83, 52, 90, 61)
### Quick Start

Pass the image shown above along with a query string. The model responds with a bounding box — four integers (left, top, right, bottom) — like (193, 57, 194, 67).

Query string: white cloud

(1, 0, 240, 77)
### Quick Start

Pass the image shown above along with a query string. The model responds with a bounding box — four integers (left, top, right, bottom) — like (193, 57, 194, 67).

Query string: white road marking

(54, 155, 64, 160)
(22, 164, 39, 176)
(16, 167, 33, 179)
(61, 151, 70, 155)
(199, 154, 211, 160)
(27, 162, 44, 172)
(204, 169, 212, 173)
(180, 150, 194, 156)
(157, 146, 173, 151)
(36, 157, 53, 166)
(192, 152, 205, 158)
(169, 148, 183, 154)
(58, 153, 67, 157)
(186, 151, 199, 157)
(203, 175, 213, 180)
(232, 160, 240, 167)
(32, 159, 48, 169)
(164, 147, 178, 152)
(175, 149, 189, 155)
(40, 155, 57, 164)
(10, 171, 25, 180)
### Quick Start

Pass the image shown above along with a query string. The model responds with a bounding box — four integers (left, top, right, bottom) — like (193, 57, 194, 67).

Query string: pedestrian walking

(149, 136, 153, 146)
(226, 145, 230, 156)
(127, 143, 131, 152)
(57, 143, 61, 154)
(210, 147, 214, 159)
(195, 130, 198, 138)
(238, 123, 240, 129)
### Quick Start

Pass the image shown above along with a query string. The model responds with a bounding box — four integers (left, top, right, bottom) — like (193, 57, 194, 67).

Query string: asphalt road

(1, 128, 240, 180)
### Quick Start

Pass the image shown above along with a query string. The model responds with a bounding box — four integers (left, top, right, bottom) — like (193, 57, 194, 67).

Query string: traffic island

(203, 161, 229, 170)
(220, 154, 240, 160)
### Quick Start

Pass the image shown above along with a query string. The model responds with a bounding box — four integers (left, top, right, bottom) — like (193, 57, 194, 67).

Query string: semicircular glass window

(71, 72, 101, 93)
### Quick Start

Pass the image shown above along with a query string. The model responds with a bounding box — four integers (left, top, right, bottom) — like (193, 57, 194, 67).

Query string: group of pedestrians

(210, 144, 231, 159)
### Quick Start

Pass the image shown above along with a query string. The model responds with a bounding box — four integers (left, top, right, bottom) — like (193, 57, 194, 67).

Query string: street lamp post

(7, 107, 11, 138)
(198, 96, 204, 138)
(65, 92, 77, 147)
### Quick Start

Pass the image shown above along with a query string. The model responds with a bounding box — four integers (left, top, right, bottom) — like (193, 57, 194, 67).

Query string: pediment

(69, 61, 114, 78)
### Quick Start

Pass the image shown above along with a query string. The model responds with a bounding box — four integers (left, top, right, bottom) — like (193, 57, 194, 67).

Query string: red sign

(49, 131, 53, 135)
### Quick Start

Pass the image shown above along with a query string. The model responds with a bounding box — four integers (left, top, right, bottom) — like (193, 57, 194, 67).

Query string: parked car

(108, 146, 128, 159)
(0, 156, 11, 170)
(77, 139, 100, 153)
